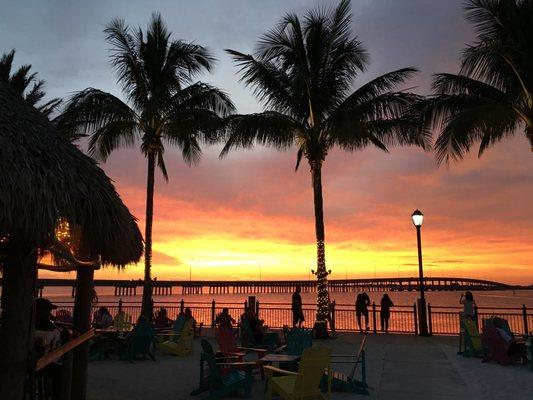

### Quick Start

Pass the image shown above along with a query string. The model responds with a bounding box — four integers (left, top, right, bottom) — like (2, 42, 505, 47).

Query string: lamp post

(412, 209, 429, 336)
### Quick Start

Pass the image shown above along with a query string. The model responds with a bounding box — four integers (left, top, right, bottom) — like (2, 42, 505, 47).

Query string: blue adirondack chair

(240, 317, 277, 351)
(279, 327, 313, 370)
(191, 339, 254, 399)
(119, 321, 156, 362)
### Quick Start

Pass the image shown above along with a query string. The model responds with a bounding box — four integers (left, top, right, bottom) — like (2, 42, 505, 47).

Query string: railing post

(211, 300, 216, 328)
(244, 300, 247, 312)
(180, 299, 184, 314)
(413, 302, 418, 335)
(256, 300, 260, 318)
(331, 301, 336, 333)
(118, 298, 123, 314)
(522, 304, 529, 336)
(428, 303, 433, 335)
(372, 302, 377, 334)
(474, 305, 479, 329)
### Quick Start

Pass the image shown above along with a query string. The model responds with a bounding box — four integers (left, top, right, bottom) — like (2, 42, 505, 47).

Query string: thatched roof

(0, 82, 143, 266)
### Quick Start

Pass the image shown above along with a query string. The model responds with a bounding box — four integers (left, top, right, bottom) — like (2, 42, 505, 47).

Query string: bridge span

(19, 276, 513, 297)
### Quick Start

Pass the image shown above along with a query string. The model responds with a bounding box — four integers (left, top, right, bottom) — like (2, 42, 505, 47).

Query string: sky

(1, 0, 532, 284)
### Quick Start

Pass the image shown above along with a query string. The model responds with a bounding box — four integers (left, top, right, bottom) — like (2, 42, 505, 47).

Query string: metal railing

(52, 300, 532, 336)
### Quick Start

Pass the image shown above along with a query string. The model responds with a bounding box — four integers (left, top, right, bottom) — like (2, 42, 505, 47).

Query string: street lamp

(412, 209, 430, 336)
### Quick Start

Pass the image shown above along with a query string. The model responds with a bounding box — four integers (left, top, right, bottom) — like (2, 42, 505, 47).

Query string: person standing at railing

(215, 307, 236, 330)
(380, 294, 394, 334)
(292, 285, 305, 328)
(460, 291, 476, 321)
(355, 291, 371, 332)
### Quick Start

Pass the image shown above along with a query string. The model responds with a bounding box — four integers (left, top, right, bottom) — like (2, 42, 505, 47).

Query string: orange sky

(40, 135, 533, 285)
(3, 1, 530, 284)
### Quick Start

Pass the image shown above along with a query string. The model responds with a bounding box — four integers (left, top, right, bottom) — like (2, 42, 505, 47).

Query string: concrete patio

(87, 331, 532, 400)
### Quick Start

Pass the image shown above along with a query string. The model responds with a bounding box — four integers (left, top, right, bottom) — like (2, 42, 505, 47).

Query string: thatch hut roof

(0, 82, 143, 266)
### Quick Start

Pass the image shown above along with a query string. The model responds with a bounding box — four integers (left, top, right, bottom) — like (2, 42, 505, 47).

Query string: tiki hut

(0, 82, 143, 400)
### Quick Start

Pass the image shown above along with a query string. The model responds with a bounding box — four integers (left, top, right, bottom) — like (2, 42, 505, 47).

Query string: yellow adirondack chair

(265, 345, 331, 400)
(113, 311, 132, 330)
(158, 318, 194, 356)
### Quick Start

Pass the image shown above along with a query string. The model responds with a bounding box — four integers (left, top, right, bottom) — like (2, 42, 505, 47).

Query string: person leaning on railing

(460, 291, 476, 321)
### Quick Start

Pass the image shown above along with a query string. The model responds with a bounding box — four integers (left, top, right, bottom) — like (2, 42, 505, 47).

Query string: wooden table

(260, 354, 300, 364)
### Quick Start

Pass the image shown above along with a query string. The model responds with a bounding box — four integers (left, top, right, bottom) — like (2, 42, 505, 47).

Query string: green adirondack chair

(191, 339, 254, 400)
(458, 316, 484, 357)
(265, 345, 331, 400)
(240, 317, 277, 351)
(119, 321, 156, 362)
(279, 328, 313, 371)
(323, 335, 368, 394)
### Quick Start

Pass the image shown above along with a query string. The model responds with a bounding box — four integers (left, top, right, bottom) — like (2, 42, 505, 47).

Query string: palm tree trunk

(310, 160, 330, 328)
(0, 246, 37, 400)
(141, 151, 155, 319)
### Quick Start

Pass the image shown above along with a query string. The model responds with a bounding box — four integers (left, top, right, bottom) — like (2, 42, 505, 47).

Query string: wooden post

(71, 265, 94, 400)
(413, 302, 418, 335)
(255, 300, 260, 318)
(211, 300, 216, 328)
(118, 299, 123, 314)
(372, 302, 377, 334)
(0, 246, 37, 400)
(180, 299, 184, 314)
(522, 305, 529, 336)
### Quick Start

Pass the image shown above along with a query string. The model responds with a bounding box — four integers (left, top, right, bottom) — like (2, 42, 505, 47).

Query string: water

(42, 286, 533, 308)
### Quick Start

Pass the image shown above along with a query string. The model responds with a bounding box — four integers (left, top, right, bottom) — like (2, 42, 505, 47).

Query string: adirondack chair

(240, 317, 277, 351)
(279, 328, 313, 371)
(265, 345, 331, 400)
(191, 339, 254, 400)
(322, 335, 368, 394)
(119, 321, 156, 361)
(113, 311, 133, 330)
(216, 327, 266, 379)
(155, 314, 187, 344)
(158, 318, 194, 356)
(482, 318, 527, 365)
(458, 317, 484, 357)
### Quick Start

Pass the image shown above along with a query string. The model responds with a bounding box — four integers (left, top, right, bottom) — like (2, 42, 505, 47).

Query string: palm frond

(220, 112, 299, 158)
(168, 82, 235, 117)
(59, 88, 138, 159)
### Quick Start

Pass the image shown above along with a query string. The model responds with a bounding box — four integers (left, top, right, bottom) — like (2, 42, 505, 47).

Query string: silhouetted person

(380, 294, 394, 333)
(355, 292, 371, 332)
(291, 285, 305, 328)
(460, 291, 476, 320)
(92, 306, 113, 329)
(154, 307, 172, 328)
(243, 307, 264, 342)
(215, 307, 236, 330)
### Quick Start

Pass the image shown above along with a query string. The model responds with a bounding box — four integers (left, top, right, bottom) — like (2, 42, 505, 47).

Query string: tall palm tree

(60, 13, 234, 317)
(0, 49, 62, 118)
(421, 0, 533, 164)
(221, 0, 429, 332)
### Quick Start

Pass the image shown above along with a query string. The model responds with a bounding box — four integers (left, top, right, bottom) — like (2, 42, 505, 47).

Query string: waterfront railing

(51, 300, 532, 336)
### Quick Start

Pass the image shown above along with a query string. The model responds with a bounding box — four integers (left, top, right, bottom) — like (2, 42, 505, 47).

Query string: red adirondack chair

(216, 327, 266, 379)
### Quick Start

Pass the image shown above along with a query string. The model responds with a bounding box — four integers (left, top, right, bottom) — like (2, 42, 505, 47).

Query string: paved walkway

(87, 331, 532, 400)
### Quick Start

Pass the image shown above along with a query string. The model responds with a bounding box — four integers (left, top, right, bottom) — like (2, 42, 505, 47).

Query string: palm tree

(60, 13, 234, 317)
(421, 0, 533, 164)
(0, 49, 62, 117)
(221, 0, 429, 332)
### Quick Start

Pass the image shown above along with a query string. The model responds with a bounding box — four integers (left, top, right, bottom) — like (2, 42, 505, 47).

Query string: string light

(314, 239, 330, 323)
(55, 218, 73, 247)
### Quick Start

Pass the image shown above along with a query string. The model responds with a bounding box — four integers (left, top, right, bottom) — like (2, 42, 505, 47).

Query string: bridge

(8, 277, 513, 297)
